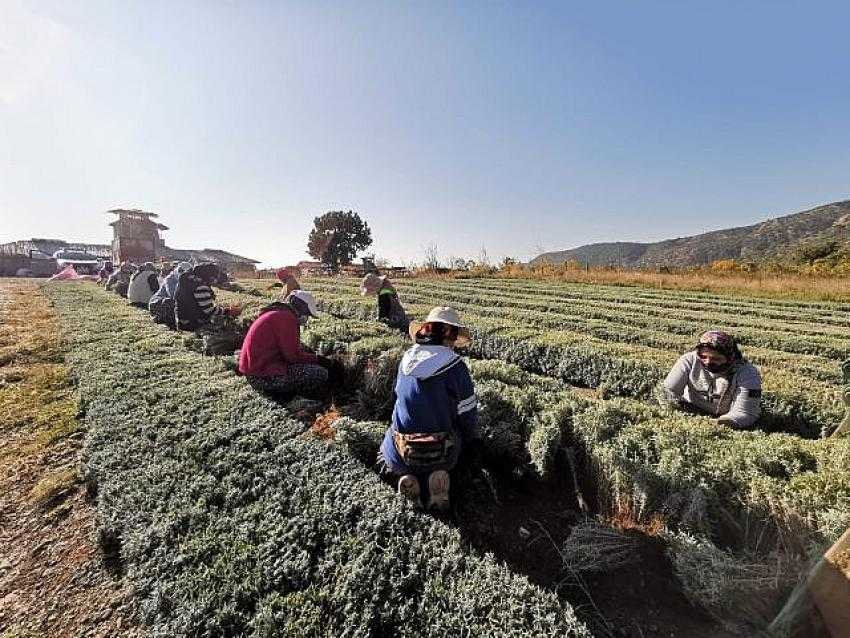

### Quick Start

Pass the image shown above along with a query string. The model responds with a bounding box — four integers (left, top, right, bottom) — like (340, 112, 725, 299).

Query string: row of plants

(288, 290, 842, 438)
(404, 273, 850, 316)
(48, 283, 591, 637)
(418, 276, 850, 316)
(300, 279, 846, 397)
(306, 277, 850, 357)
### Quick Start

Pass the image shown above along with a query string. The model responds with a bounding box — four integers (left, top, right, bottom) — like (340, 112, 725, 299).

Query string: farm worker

(276, 267, 301, 295)
(148, 261, 192, 328)
(127, 262, 160, 307)
(174, 263, 241, 331)
(657, 330, 762, 429)
(360, 273, 409, 332)
(97, 261, 114, 284)
(379, 307, 478, 511)
(106, 262, 134, 297)
(238, 290, 330, 395)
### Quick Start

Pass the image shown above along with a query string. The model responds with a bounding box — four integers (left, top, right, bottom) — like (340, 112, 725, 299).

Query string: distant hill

(531, 200, 850, 268)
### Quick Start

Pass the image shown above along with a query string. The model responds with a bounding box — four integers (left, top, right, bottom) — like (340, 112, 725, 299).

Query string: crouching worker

(106, 262, 134, 297)
(174, 263, 240, 331)
(127, 262, 159, 307)
(149, 261, 192, 328)
(238, 291, 329, 395)
(657, 330, 762, 429)
(360, 273, 409, 332)
(379, 307, 478, 511)
(97, 261, 114, 285)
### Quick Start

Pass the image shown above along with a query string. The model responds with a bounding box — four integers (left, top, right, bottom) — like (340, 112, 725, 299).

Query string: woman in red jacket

(238, 290, 328, 395)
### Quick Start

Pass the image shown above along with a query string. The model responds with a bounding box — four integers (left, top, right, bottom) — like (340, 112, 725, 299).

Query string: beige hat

(360, 273, 387, 296)
(408, 306, 471, 347)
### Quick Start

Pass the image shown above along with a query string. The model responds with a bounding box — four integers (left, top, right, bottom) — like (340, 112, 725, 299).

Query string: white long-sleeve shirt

(661, 351, 762, 428)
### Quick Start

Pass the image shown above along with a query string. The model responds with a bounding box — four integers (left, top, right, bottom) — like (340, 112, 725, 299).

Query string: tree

(307, 211, 372, 273)
(423, 243, 441, 271)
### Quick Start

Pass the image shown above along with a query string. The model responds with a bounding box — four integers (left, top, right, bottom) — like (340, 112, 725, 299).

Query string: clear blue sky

(2, 1, 849, 267)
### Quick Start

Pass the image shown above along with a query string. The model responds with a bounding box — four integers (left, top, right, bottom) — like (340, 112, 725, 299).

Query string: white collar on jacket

(400, 344, 460, 380)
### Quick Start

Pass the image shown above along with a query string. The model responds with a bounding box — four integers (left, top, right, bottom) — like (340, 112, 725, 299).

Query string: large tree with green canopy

(307, 210, 373, 273)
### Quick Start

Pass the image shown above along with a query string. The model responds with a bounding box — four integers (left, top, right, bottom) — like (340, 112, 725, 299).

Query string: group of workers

(100, 260, 765, 511)
(100, 259, 240, 331)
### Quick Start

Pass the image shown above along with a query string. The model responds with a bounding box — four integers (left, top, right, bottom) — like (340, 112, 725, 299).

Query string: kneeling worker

(379, 307, 478, 511)
(238, 290, 329, 395)
(658, 330, 762, 429)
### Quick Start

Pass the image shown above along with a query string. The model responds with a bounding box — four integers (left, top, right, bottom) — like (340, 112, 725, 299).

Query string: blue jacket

(380, 345, 478, 474)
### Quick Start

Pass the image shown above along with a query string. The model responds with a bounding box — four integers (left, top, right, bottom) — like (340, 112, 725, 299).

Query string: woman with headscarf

(360, 273, 409, 332)
(378, 307, 478, 511)
(275, 267, 301, 296)
(149, 261, 192, 328)
(658, 330, 762, 429)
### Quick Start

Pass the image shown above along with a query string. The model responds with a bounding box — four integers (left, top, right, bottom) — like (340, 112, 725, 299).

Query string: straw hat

(360, 273, 387, 296)
(408, 306, 471, 347)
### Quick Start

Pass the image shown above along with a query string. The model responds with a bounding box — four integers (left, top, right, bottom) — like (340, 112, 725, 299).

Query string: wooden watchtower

(109, 209, 168, 264)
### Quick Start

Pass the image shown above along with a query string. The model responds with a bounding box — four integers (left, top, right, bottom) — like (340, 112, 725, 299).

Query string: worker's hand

(226, 304, 242, 317)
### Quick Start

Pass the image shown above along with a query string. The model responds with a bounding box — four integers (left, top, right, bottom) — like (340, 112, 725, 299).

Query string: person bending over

(174, 263, 240, 332)
(360, 273, 409, 332)
(127, 262, 159, 307)
(149, 261, 192, 328)
(238, 290, 329, 396)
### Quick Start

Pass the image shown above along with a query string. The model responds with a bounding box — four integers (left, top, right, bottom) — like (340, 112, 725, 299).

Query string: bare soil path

(0, 278, 138, 638)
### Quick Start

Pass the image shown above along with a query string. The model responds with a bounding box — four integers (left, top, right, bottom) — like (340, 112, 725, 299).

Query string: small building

(293, 260, 331, 276)
(109, 209, 168, 264)
(161, 247, 260, 277)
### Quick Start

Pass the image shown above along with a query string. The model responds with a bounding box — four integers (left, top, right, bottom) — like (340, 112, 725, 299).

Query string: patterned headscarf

(696, 330, 742, 360)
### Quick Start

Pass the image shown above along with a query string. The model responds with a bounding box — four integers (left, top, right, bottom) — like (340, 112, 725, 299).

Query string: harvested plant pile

(46, 284, 591, 637)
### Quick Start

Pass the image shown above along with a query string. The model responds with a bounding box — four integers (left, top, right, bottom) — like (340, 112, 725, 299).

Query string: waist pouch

(393, 430, 456, 470)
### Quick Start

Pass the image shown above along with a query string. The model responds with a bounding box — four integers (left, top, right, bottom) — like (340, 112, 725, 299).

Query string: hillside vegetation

(531, 200, 850, 268)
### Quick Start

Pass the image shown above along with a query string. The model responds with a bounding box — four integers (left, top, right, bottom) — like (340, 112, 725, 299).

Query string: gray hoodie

(661, 351, 762, 428)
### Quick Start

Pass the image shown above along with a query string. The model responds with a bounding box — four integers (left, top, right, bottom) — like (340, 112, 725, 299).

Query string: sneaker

(397, 475, 421, 505)
(427, 470, 450, 512)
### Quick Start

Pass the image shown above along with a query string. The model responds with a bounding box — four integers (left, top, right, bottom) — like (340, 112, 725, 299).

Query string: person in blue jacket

(379, 306, 478, 511)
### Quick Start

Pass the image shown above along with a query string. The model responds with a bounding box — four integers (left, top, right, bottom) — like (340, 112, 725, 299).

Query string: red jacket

(238, 305, 318, 377)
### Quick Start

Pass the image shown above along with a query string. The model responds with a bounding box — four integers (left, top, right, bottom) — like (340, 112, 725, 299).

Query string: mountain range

(530, 200, 850, 268)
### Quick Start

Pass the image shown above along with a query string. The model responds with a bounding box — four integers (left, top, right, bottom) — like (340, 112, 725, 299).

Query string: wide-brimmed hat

(408, 306, 471, 347)
(287, 290, 320, 317)
(360, 273, 387, 296)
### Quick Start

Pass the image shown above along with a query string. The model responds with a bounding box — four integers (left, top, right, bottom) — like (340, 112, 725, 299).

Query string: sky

(2, 1, 849, 268)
